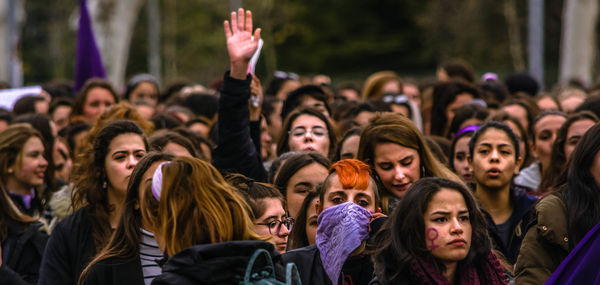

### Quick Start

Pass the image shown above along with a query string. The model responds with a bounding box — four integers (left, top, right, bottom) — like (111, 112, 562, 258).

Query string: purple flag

(546, 221, 600, 284)
(74, 0, 106, 93)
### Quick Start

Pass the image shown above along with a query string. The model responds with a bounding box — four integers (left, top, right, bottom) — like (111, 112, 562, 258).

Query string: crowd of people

(2, 8, 600, 284)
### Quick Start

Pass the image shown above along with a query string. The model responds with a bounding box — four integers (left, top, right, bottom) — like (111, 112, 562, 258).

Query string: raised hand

(224, 8, 261, 79)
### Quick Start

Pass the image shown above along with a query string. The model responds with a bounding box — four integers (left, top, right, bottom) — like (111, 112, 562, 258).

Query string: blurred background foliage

(20, 0, 565, 88)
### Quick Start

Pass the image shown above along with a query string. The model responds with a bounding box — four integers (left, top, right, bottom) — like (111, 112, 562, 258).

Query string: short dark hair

(227, 173, 285, 220)
(273, 152, 331, 197)
(281, 85, 331, 120)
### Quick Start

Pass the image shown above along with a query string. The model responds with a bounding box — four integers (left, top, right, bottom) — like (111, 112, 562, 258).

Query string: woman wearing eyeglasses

(277, 107, 338, 160)
(228, 174, 293, 253)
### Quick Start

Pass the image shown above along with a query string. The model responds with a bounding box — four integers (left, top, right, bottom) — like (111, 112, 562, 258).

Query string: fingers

(223, 21, 232, 39)
(246, 10, 253, 33)
(254, 28, 262, 42)
(237, 8, 244, 33)
(230, 11, 238, 34)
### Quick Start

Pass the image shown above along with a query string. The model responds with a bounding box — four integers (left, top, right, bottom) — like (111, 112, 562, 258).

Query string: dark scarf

(408, 252, 506, 285)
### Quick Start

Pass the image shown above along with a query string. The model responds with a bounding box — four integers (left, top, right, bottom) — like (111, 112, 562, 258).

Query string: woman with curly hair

(39, 120, 148, 285)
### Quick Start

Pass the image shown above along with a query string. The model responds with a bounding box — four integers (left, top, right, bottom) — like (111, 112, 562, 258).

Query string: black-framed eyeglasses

(288, 127, 328, 138)
(256, 217, 294, 235)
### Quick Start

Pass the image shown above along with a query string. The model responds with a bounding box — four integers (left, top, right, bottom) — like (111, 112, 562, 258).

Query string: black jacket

(152, 240, 284, 285)
(38, 208, 97, 285)
(482, 187, 537, 264)
(281, 245, 374, 285)
(212, 72, 268, 182)
(82, 257, 145, 285)
(0, 221, 48, 285)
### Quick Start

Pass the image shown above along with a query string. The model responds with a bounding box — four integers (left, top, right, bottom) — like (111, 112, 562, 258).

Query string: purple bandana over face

(316, 202, 372, 285)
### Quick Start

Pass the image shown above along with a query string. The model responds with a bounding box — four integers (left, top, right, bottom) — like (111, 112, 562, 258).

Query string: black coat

(38, 208, 97, 285)
(152, 240, 283, 285)
(281, 245, 374, 285)
(212, 72, 268, 182)
(0, 221, 48, 285)
(82, 257, 145, 285)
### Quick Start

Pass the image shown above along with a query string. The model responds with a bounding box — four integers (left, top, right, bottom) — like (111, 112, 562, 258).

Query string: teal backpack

(239, 248, 301, 285)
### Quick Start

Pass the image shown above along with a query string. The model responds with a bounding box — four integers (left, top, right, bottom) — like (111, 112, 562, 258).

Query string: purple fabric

(316, 202, 371, 285)
(546, 221, 600, 284)
(74, 0, 106, 93)
(453, 125, 480, 142)
(151, 162, 170, 201)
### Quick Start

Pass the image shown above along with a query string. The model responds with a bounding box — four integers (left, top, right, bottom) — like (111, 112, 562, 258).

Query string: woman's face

(162, 142, 193, 158)
(470, 128, 521, 191)
(105, 133, 146, 197)
(288, 114, 330, 157)
(305, 197, 319, 246)
(339, 135, 360, 160)
(446, 93, 474, 123)
(254, 198, 289, 253)
(83, 87, 115, 124)
(129, 82, 159, 107)
(424, 188, 472, 265)
(453, 136, 473, 183)
(532, 115, 566, 170)
(9, 136, 47, 188)
(564, 119, 596, 162)
(537, 97, 559, 111)
(502, 104, 529, 131)
(285, 162, 328, 219)
(373, 142, 420, 198)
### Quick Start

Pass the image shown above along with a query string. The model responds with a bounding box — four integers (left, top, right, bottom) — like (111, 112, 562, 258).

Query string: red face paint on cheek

(426, 227, 439, 250)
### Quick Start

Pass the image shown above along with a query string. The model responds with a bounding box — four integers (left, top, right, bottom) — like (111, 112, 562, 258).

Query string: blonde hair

(154, 157, 260, 256)
(360, 71, 402, 100)
(357, 112, 463, 213)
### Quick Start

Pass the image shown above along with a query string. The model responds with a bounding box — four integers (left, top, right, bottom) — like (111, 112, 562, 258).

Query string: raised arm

(224, 8, 261, 80)
(213, 8, 267, 182)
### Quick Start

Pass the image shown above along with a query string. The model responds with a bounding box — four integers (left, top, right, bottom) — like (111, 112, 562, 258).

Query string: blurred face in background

(83, 87, 115, 124)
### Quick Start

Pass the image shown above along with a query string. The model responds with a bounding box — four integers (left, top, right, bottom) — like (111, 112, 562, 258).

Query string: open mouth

(487, 168, 501, 177)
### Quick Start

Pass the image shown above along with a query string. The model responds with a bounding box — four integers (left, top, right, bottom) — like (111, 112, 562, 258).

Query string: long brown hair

(78, 152, 173, 285)
(357, 112, 462, 213)
(0, 181, 36, 240)
(149, 157, 260, 256)
(0, 124, 47, 214)
(71, 120, 148, 249)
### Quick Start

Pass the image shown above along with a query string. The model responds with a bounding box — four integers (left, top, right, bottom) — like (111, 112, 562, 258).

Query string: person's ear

(514, 155, 523, 175)
(316, 200, 322, 215)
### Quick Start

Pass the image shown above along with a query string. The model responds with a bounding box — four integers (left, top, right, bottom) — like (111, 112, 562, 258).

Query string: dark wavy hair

(371, 177, 491, 283)
(558, 123, 600, 247)
(79, 152, 173, 285)
(71, 120, 149, 249)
